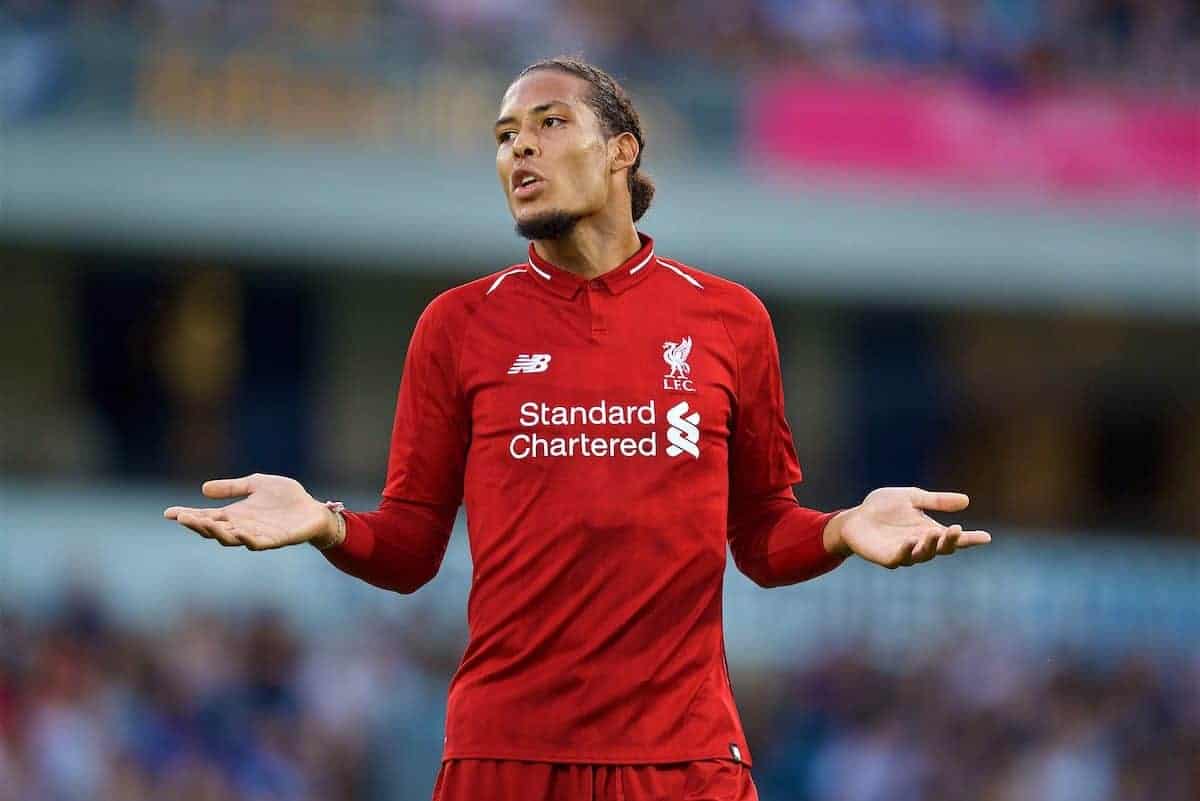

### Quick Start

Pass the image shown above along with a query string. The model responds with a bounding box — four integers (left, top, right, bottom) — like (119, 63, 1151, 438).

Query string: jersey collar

(526, 232, 657, 299)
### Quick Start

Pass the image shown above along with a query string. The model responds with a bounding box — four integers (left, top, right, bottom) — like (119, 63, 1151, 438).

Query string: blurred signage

(746, 73, 1199, 207)
(133, 46, 695, 154)
(136, 47, 503, 150)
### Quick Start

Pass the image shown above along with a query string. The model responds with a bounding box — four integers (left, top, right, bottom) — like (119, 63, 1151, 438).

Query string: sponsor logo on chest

(509, 399, 698, 460)
(504, 335, 702, 460)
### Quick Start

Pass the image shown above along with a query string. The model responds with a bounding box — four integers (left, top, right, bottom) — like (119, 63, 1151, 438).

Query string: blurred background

(1, 0, 1197, 800)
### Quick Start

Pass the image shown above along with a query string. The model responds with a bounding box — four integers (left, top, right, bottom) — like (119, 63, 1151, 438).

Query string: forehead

(498, 70, 592, 118)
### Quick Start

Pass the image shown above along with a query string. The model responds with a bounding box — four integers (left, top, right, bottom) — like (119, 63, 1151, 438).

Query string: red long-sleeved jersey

(322, 233, 846, 766)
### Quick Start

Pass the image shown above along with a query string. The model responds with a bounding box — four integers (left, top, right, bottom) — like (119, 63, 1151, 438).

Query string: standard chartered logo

(665, 401, 700, 458)
(507, 399, 701, 460)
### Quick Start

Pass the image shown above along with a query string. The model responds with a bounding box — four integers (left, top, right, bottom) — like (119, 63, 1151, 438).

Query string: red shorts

(432, 758, 758, 801)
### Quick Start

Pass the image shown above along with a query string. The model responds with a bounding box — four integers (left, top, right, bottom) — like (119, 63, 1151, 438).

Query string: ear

(609, 132, 639, 174)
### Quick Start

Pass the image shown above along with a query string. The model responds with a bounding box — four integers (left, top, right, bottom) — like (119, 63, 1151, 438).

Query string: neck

(532, 215, 641, 280)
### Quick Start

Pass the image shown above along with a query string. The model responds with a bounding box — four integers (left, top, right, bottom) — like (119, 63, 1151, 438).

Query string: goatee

(515, 210, 583, 241)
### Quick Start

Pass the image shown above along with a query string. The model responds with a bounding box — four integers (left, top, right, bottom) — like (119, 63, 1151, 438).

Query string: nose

(511, 126, 539, 158)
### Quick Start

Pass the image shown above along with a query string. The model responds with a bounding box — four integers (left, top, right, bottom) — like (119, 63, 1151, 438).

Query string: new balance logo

(666, 401, 700, 458)
(508, 353, 552, 374)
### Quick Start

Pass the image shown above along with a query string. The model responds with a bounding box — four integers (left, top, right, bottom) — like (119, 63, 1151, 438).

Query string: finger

(239, 532, 273, 551)
(210, 523, 242, 547)
(907, 537, 929, 563)
(213, 522, 245, 547)
(910, 488, 970, 513)
(911, 532, 940, 564)
(174, 512, 214, 539)
(174, 512, 237, 545)
(166, 507, 227, 522)
(936, 526, 963, 555)
(192, 515, 242, 547)
(218, 517, 273, 551)
(891, 539, 917, 569)
(202, 474, 258, 500)
(955, 531, 992, 548)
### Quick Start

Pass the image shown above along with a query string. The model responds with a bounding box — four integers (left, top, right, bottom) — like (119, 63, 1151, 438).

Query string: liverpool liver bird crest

(662, 336, 693, 379)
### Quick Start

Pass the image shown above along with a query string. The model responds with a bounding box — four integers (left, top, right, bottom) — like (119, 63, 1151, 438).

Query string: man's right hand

(164, 473, 342, 551)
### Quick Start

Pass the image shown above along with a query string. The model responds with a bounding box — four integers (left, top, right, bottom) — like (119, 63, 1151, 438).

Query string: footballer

(165, 57, 991, 800)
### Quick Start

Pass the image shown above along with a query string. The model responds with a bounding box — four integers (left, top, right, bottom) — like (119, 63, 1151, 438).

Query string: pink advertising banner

(745, 72, 1199, 207)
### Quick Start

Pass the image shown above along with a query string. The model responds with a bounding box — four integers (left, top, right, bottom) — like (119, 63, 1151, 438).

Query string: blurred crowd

(2, 588, 1196, 801)
(752, 640, 1200, 801)
(0, 587, 460, 801)
(3, 0, 1198, 112)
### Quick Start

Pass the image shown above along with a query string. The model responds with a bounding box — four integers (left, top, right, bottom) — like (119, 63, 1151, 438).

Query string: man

(165, 57, 990, 801)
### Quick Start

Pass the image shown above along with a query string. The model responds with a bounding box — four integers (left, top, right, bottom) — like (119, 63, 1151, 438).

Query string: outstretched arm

(164, 292, 469, 594)
(727, 485, 990, 587)
(320, 495, 457, 594)
(727, 487, 844, 587)
(723, 288, 858, 587)
(721, 290, 989, 585)
(163, 473, 457, 594)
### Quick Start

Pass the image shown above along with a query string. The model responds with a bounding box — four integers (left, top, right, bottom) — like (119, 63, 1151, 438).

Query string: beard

(514, 209, 583, 241)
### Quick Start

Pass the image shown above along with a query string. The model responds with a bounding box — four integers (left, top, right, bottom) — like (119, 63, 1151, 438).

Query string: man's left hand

(823, 487, 991, 568)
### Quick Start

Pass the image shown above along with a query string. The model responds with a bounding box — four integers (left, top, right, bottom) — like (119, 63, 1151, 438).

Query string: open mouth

(512, 168, 546, 199)
(513, 176, 546, 198)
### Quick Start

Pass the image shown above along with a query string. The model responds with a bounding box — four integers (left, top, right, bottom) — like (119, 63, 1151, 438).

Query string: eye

(543, 117, 565, 128)
(497, 130, 516, 144)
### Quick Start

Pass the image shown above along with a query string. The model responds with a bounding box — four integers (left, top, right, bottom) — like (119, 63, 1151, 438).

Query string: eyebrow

(494, 101, 570, 130)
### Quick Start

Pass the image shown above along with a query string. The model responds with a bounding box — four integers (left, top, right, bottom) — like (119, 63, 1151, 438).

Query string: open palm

(163, 473, 331, 551)
(836, 487, 991, 568)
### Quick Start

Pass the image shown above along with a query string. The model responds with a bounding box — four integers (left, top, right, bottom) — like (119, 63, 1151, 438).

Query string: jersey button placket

(586, 280, 608, 338)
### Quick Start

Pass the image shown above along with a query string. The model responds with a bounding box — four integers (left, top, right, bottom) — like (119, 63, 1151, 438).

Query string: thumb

(202, 474, 258, 499)
(910, 488, 970, 513)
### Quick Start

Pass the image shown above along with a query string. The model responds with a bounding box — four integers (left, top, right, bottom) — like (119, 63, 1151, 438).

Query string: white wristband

(316, 500, 346, 549)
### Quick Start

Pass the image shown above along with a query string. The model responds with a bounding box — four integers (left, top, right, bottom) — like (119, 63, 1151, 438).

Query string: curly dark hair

(516, 57, 656, 222)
